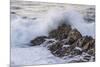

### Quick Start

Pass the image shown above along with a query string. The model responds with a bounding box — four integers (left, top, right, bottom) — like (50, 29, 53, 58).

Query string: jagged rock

(70, 49, 82, 56)
(48, 41, 77, 57)
(48, 41, 63, 53)
(87, 39, 95, 49)
(87, 48, 95, 56)
(73, 36, 94, 49)
(65, 29, 82, 45)
(72, 36, 95, 57)
(29, 22, 95, 59)
(83, 38, 95, 51)
(53, 47, 69, 57)
(30, 36, 48, 46)
(59, 46, 75, 57)
(48, 36, 95, 57)
(48, 31, 95, 58)
(49, 24, 72, 40)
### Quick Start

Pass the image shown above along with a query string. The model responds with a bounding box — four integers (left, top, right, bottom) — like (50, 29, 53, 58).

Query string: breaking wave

(11, 8, 95, 47)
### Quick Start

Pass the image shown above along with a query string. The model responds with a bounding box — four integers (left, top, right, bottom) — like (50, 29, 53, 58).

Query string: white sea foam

(11, 46, 66, 65)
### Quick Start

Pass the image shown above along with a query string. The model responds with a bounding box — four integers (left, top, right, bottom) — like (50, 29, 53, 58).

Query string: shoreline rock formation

(30, 23, 95, 62)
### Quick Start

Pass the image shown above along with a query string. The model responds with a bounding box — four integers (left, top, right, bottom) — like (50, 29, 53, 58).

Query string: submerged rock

(30, 36, 48, 46)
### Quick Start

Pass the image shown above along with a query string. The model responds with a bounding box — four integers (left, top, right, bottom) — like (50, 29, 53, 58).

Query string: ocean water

(11, 1, 95, 66)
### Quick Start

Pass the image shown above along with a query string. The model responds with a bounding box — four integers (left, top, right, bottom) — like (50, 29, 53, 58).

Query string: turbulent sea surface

(11, 0, 95, 66)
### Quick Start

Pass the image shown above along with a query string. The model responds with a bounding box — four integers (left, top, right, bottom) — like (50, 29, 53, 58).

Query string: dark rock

(82, 38, 95, 51)
(48, 41, 76, 57)
(71, 36, 95, 56)
(87, 48, 95, 56)
(30, 36, 48, 46)
(59, 46, 75, 57)
(46, 40, 55, 44)
(82, 42, 91, 51)
(49, 41, 66, 57)
(70, 49, 82, 56)
(87, 39, 95, 50)
(49, 24, 72, 40)
(74, 36, 94, 49)
(47, 35, 95, 58)
(29, 20, 95, 59)
(53, 47, 68, 57)
(48, 41, 63, 53)
(65, 29, 82, 45)
(48, 34, 85, 57)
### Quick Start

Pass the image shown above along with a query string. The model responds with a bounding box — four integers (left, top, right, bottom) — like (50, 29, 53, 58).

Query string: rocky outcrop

(48, 41, 82, 57)
(48, 35, 95, 58)
(47, 23, 95, 60)
(30, 23, 95, 62)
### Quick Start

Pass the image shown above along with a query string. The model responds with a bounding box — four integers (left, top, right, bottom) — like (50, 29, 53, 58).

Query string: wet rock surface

(30, 36, 48, 46)
(30, 23, 95, 62)
(65, 29, 82, 45)
(73, 36, 95, 51)
(49, 24, 72, 40)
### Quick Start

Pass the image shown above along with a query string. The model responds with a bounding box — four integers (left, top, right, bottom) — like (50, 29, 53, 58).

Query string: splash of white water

(11, 8, 95, 47)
